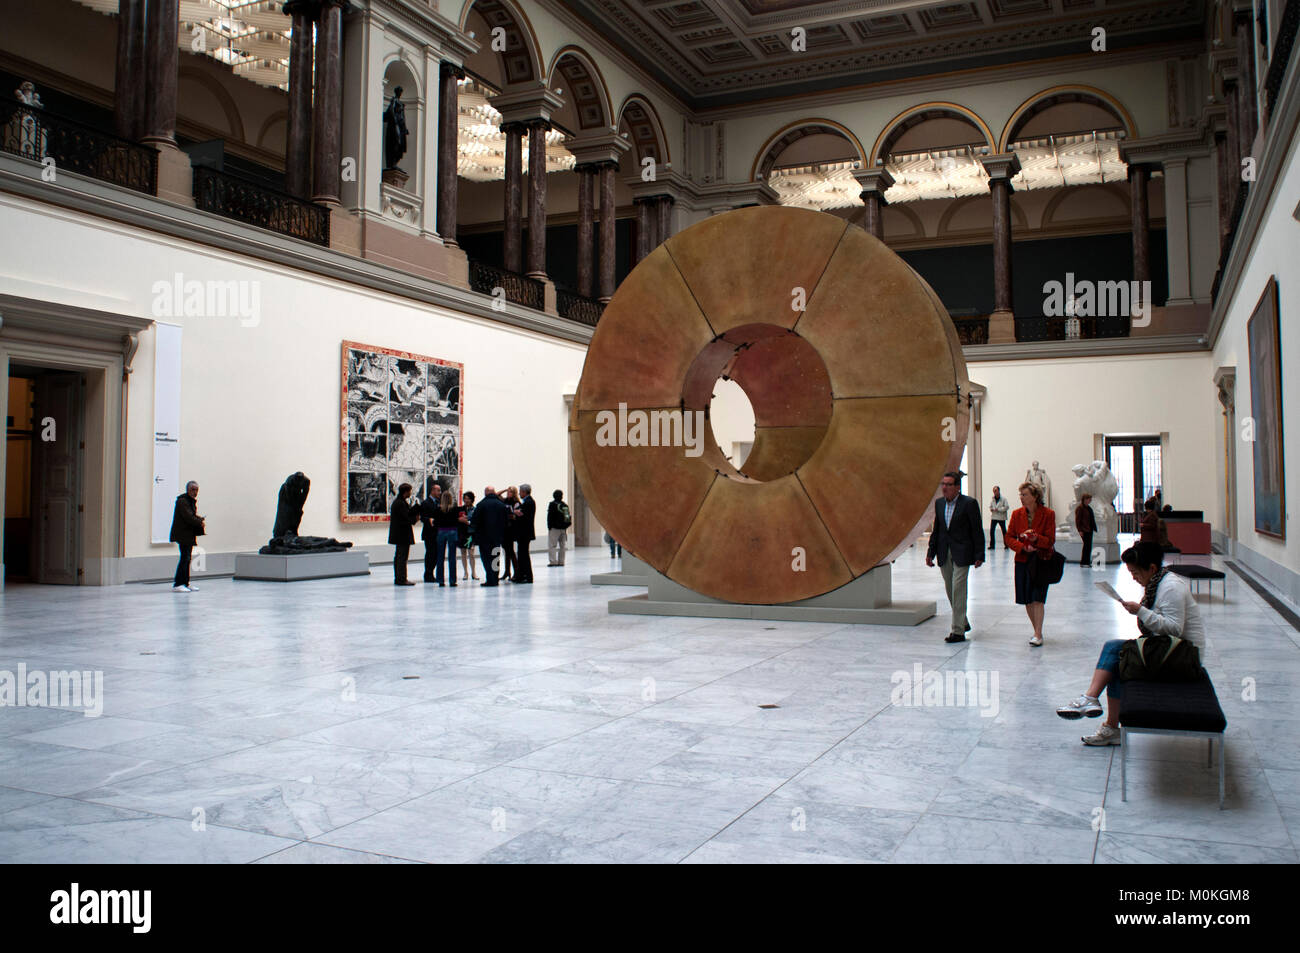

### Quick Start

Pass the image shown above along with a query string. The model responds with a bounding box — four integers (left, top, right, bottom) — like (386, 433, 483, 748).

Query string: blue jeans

(435, 529, 458, 584)
(1097, 639, 1126, 698)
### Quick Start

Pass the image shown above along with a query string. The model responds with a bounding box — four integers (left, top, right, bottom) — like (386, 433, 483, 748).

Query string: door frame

(0, 295, 149, 587)
(30, 370, 86, 584)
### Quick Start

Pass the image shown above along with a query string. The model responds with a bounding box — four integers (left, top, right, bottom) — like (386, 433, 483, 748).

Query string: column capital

(499, 120, 529, 136)
(440, 61, 465, 80)
(568, 129, 632, 168)
(491, 81, 565, 127)
(281, 0, 321, 17)
(980, 153, 1021, 186)
(852, 167, 894, 197)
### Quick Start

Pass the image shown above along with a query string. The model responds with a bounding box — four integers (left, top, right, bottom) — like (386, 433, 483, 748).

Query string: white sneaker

(1029, 635, 1043, 646)
(1082, 724, 1121, 746)
(1056, 694, 1103, 719)
(172, 585, 192, 593)
(188, 584, 199, 591)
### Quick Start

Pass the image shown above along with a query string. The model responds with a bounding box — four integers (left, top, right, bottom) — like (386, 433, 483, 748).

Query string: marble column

(437, 63, 463, 246)
(598, 161, 616, 302)
(634, 197, 653, 263)
(311, 0, 345, 206)
(1128, 163, 1150, 287)
(141, 0, 179, 144)
(113, 0, 146, 140)
(655, 195, 673, 246)
(1235, 11, 1257, 160)
(1162, 157, 1192, 305)
(981, 154, 1021, 341)
(283, 0, 317, 200)
(576, 165, 595, 297)
(854, 168, 894, 242)
(502, 121, 524, 273)
(526, 119, 549, 280)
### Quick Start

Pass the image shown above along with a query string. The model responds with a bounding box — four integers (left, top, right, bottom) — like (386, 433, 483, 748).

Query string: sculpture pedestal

(590, 553, 651, 586)
(1055, 537, 1121, 565)
(609, 562, 934, 626)
(234, 551, 370, 582)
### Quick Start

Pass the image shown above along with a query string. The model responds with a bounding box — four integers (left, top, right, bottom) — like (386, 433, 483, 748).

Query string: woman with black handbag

(1005, 481, 1057, 646)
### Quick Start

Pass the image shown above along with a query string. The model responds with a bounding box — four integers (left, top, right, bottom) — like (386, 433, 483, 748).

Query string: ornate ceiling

(558, 0, 1205, 108)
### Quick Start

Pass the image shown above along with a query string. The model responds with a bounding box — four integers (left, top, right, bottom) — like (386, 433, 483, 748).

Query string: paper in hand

(1094, 581, 1124, 603)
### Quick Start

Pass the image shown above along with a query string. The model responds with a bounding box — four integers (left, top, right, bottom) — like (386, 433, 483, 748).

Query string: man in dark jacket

(547, 489, 570, 566)
(169, 480, 205, 592)
(925, 471, 985, 643)
(514, 484, 536, 583)
(388, 482, 420, 586)
(1075, 493, 1097, 567)
(419, 482, 443, 582)
(470, 486, 510, 586)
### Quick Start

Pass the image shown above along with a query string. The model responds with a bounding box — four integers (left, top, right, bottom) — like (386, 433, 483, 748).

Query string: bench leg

(1121, 728, 1128, 802)
(1219, 736, 1226, 810)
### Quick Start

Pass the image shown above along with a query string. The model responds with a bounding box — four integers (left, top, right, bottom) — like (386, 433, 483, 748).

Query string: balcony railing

(556, 289, 605, 326)
(468, 261, 544, 311)
(951, 316, 988, 345)
(1015, 315, 1131, 342)
(1212, 179, 1251, 303)
(0, 103, 157, 194)
(192, 165, 330, 247)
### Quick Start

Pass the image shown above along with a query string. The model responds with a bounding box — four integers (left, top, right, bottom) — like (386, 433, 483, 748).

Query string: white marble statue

(1070, 461, 1120, 543)
(1024, 460, 1051, 511)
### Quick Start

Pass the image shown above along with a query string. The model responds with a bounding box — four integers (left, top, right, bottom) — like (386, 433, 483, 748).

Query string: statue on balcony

(5, 81, 46, 160)
(383, 86, 408, 172)
(258, 471, 354, 555)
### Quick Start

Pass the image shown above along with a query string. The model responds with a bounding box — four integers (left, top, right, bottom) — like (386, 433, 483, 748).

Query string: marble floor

(0, 544, 1296, 864)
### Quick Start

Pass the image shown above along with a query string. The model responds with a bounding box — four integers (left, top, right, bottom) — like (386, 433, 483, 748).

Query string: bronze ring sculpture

(571, 206, 969, 604)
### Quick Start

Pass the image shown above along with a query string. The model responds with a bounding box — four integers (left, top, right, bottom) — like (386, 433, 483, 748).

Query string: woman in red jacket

(1005, 481, 1056, 646)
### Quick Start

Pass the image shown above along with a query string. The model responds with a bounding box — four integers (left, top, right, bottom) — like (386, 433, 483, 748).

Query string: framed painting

(340, 341, 464, 522)
(1247, 277, 1284, 538)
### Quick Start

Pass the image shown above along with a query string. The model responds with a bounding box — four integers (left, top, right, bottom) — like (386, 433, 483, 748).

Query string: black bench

(1168, 564, 1227, 600)
(1120, 668, 1227, 808)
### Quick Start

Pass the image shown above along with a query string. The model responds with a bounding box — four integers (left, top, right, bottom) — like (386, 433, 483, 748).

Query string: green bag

(1117, 634, 1202, 682)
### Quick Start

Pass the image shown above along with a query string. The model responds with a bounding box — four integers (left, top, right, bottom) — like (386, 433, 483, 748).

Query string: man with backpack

(547, 489, 572, 566)
(1055, 542, 1205, 745)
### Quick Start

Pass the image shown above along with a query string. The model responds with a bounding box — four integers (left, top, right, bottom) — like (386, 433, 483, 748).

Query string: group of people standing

(927, 473, 1057, 646)
(388, 483, 572, 587)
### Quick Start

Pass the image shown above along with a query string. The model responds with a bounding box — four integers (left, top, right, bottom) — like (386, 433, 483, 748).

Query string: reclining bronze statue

(258, 472, 354, 555)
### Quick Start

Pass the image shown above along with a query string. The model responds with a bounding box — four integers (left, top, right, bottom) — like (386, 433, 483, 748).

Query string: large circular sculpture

(571, 206, 969, 604)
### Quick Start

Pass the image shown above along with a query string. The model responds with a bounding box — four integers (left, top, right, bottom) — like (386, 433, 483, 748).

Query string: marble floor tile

(252, 841, 419, 864)
(891, 813, 1098, 863)
(706, 795, 922, 863)
(1094, 831, 1297, 863)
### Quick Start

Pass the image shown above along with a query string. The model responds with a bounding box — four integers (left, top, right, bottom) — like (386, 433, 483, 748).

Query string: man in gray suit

(926, 471, 985, 643)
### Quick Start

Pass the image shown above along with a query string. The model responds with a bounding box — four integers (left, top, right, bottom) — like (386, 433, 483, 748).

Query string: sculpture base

(234, 551, 370, 582)
(590, 553, 651, 586)
(1055, 538, 1121, 564)
(609, 563, 935, 626)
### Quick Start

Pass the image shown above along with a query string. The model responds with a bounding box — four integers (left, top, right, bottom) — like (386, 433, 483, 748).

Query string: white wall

(0, 196, 586, 567)
(1212, 120, 1300, 596)
(971, 351, 1218, 520)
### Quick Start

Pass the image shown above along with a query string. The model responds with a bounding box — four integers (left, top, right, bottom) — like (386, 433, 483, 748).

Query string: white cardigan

(1136, 572, 1206, 648)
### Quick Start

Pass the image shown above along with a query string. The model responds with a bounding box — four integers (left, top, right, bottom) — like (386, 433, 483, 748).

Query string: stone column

(501, 121, 524, 273)
(141, 0, 179, 144)
(283, 0, 317, 200)
(1128, 163, 1150, 287)
(311, 0, 345, 206)
(1235, 11, 1257, 160)
(598, 161, 617, 302)
(854, 168, 894, 242)
(576, 165, 595, 297)
(634, 197, 652, 263)
(655, 195, 673, 246)
(981, 154, 1021, 344)
(526, 119, 549, 280)
(1213, 366, 1236, 544)
(437, 62, 462, 246)
(113, 0, 146, 140)
(1162, 157, 1192, 305)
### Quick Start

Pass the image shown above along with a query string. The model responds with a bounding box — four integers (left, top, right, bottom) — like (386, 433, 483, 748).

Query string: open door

(31, 372, 83, 585)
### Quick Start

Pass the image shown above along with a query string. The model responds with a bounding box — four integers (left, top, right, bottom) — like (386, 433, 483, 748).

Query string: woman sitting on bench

(1056, 542, 1205, 746)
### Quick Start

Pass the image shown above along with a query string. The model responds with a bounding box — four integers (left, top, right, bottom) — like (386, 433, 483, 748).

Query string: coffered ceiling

(558, 0, 1206, 108)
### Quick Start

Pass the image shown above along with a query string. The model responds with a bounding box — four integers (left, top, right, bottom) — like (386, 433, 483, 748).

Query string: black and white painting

(341, 342, 464, 521)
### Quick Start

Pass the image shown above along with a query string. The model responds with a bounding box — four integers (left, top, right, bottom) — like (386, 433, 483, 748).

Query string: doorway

(4, 366, 85, 584)
(1105, 435, 1162, 533)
